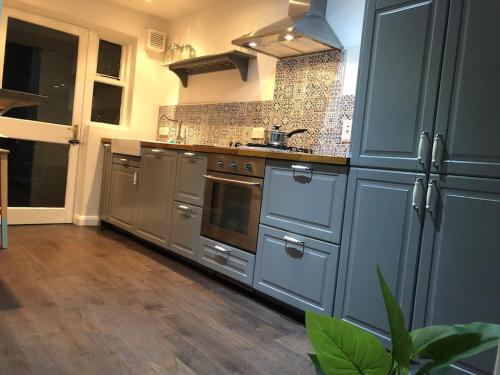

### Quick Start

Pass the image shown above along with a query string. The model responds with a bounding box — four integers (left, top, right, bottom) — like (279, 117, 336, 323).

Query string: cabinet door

(136, 148, 177, 247)
(108, 164, 139, 231)
(99, 143, 112, 222)
(431, 0, 500, 178)
(169, 202, 202, 260)
(414, 175, 500, 375)
(174, 152, 207, 207)
(350, 0, 449, 172)
(334, 168, 425, 346)
(261, 160, 347, 244)
(254, 225, 339, 315)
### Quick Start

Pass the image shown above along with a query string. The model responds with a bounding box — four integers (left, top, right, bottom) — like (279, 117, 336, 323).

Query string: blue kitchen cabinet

(260, 160, 347, 244)
(350, 0, 449, 172)
(413, 175, 500, 375)
(334, 168, 426, 345)
(174, 151, 207, 207)
(430, 0, 500, 178)
(254, 225, 339, 315)
(198, 237, 255, 287)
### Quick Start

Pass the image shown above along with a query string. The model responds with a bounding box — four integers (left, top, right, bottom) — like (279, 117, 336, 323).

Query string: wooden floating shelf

(0, 89, 48, 115)
(166, 50, 256, 88)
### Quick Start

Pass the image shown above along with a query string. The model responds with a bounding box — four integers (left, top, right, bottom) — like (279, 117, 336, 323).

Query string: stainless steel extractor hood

(232, 0, 343, 58)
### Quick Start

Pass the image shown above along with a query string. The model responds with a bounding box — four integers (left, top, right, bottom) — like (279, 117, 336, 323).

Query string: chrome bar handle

(119, 158, 128, 162)
(426, 180, 436, 213)
(177, 204, 192, 212)
(133, 171, 139, 188)
(103, 143, 111, 148)
(151, 148, 164, 153)
(431, 134, 443, 168)
(203, 175, 261, 187)
(412, 177, 424, 211)
(184, 152, 198, 157)
(214, 245, 230, 253)
(417, 131, 429, 165)
(291, 164, 313, 179)
(291, 165, 312, 171)
(284, 236, 305, 246)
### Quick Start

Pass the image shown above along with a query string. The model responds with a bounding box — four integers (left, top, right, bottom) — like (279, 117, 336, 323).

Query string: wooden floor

(0, 225, 313, 374)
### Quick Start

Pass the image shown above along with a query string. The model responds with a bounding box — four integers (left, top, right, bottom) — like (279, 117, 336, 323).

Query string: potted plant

(306, 268, 500, 375)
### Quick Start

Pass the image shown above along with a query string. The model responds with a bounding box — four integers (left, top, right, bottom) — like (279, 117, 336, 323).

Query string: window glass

(2, 18, 79, 125)
(91, 82, 122, 125)
(97, 40, 122, 79)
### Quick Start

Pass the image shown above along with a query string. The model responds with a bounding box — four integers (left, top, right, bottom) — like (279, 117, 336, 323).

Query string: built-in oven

(201, 154, 265, 253)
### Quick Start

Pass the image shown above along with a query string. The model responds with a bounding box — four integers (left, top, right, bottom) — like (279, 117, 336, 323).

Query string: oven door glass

(202, 172, 262, 253)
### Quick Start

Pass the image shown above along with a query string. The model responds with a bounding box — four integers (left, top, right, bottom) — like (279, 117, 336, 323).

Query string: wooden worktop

(101, 138, 349, 166)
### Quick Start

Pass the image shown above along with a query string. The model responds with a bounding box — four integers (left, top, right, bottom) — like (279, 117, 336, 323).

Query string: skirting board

(73, 215, 100, 226)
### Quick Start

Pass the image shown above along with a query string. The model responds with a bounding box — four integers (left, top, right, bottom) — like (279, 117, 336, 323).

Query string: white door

(0, 8, 89, 224)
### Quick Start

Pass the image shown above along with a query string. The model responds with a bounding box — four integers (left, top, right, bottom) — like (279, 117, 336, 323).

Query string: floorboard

(0, 225, 313, 374)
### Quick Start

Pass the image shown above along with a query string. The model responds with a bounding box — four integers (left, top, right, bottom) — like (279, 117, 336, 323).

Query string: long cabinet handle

(426, 180, 436, 213)
(214, 245, 230, 253)
(151, 148, 164, 153)
(417, 132, 429, 165)
(412, 177, 424, 211)
(431, 134, 443, 168)
(203, 175, 261, 187)
(184, 152, 198, 157)
(284, 236, 305, 246)
(291, 165, 312, 171)
(177, 204, 192, 212)
(133, 171, 139, 187)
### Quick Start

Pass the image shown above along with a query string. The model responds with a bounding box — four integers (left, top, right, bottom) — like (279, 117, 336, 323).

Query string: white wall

(164, 0, 366, 103)
(5, 0, 171, 224)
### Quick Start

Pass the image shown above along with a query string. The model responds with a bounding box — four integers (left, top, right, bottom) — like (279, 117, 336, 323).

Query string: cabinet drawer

(174, 152, 207, 206)
(198, 237, 255, 286)
(112, 154, 141, 168)
(254, 225, 339, 314)
(169, 202, 202, 260)
(261, 160, 347, 243)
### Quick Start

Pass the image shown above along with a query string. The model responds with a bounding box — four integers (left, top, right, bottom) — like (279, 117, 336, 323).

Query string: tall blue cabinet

(336, 0, 500, 374)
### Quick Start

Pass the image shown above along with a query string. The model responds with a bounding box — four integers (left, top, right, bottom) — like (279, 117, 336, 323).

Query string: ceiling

(104, 0, 227, 21)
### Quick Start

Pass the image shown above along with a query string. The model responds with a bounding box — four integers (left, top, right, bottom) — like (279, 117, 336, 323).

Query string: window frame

(86, 32, 133, 128)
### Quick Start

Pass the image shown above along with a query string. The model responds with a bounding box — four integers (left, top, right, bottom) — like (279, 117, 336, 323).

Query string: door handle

(291, 165, 313, 179)
(417, 132, 429, 165)
(184, 152, 198, 157)
(151, 148, 164, 154)
(203, 175, 261, 187)
(426, 180, 437, 213)
(431, 134, 443, 168)
(133, 171, 139, 188)
(412, 177, 424, 211)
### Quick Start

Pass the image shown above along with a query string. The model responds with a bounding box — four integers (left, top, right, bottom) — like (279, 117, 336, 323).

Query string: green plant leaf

(377, 267, 412, 370)
(306, 311, 392, 375)
(411, 322, 500, 375)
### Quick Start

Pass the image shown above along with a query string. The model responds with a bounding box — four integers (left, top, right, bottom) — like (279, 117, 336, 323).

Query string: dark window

(2, 18, 79, 125)
(91, 82, 122, 125)
(97, 40, 122, 79)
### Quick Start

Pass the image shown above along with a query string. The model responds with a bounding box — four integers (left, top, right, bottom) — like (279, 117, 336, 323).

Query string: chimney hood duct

(232, 0, 343, 58)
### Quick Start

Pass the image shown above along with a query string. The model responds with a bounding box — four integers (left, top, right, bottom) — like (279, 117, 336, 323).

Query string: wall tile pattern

(158, 50, 354, 156)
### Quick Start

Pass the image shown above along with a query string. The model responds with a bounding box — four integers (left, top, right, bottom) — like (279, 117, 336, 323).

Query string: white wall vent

(147, 29, 167, 53)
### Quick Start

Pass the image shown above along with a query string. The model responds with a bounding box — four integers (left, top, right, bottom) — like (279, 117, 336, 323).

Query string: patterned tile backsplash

(158, 50, 354, 157)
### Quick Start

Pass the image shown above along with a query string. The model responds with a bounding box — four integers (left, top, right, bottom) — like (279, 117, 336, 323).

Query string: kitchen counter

(101, 138, 349, 166)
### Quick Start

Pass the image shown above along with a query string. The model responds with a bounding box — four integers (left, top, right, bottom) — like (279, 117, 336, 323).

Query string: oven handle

(203, 175, 261, 187)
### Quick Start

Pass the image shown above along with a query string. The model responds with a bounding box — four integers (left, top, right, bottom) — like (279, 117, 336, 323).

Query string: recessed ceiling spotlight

(284, 34, 294, 41)
(248, 42, 258, 48)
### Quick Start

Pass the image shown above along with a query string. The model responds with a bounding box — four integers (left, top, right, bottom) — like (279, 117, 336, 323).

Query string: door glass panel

(2, 18, 79, 125)
(209, 182, 251, 234)
(0, 138, 69, 207)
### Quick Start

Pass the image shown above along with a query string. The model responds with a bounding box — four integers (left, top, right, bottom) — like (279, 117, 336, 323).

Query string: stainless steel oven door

(202, 172, 263, 253)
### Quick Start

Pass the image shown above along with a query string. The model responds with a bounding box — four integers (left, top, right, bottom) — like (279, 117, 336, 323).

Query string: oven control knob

(244, 163, 252, 171)
(230, 161, 237, 169)
(217, 160, 224, 168)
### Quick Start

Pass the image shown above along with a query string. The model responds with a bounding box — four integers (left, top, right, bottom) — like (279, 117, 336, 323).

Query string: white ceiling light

(248, 42, 258, 48)
(284, 34, 294, 41)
